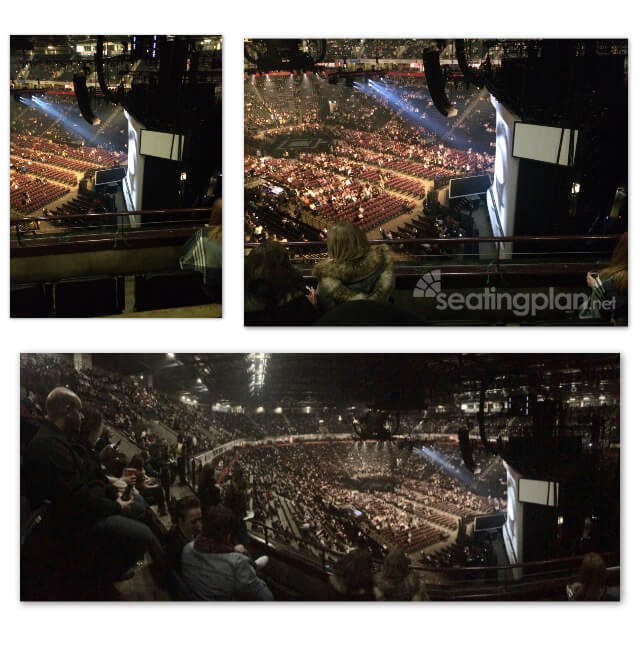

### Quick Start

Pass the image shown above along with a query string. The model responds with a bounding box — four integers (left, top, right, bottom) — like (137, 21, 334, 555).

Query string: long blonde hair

(600, 232, 627, 291)
(327, 222, 369, 263)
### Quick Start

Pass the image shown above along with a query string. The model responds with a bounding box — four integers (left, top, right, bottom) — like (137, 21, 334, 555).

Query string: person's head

(601, 232, 628, 291)
(128, 454, 145, 471)
(334, 548, 374, 595)
(78, 404, 104, 448)
(326, 222, 369, 263)
(245, 240, 307, 309)
(232, 465, 246, 487)
(201, 463, 217, 486)
(381, 547, 411, 583)
(576, 552, 607, 600)
(103, 451, 128, 478)
(45, 387, 83, 436)
(176, 496, 202, 540)
(201, 504, 234, 544)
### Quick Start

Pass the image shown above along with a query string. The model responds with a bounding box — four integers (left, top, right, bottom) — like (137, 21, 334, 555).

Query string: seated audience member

(329, 548, 375, 600)
(313, 223, 394, 313)
(197, 463, 221, 514)
(245, 240, 318, 325)
(223, 466, 250, 547)
(181, 504, 274, 600)
(149, 444, 174, 507)
(127, 454, 169, 517)
(23, 388, 157, 584)
(80, 410, 150, 526)
(566, 552, 612, 601)
(373, 547, 428, 601)
(584, 232, 628, 324)
(74, 406, 120, 498)
(166, 496, 202, 572)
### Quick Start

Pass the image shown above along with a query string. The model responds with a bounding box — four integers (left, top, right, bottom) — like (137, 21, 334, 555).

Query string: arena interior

(21, 353, 620, 600)
(244, 39, 627, 325)
(10, 36, 222, 317)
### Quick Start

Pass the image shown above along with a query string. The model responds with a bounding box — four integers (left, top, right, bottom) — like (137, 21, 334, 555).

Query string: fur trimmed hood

(313, 245, 395, 312)
(313, 245, 392, 284)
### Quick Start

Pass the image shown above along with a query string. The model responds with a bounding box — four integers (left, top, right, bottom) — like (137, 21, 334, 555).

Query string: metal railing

(247, 518, 619, 598)
(246, 233, 621, 285)
(10, 207, 212, 252)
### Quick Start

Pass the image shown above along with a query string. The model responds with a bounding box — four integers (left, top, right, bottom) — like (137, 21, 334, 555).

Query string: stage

(267, 133, 332, 157)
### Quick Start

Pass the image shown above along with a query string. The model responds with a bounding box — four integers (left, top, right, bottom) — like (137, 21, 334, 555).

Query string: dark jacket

(23, 420, 121, 534)
(313, 245, 394, 313)
(197, 482, 221, 514)
(166, 525, 190, 572)
(245, 293, 318, 326)
(223, 482, 248, 524)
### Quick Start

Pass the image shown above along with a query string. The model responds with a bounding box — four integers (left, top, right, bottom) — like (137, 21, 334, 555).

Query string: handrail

(245, 234, 621, 249)
(10, 207, 211, 226)
(248, 518, 618, 579)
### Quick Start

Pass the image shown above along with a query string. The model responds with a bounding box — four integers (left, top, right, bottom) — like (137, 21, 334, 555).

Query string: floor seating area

(10, 171, 69, 213)
(316, 192, 414, 229)
(11, 156, 78, 186)
(380, 523, 446, 554)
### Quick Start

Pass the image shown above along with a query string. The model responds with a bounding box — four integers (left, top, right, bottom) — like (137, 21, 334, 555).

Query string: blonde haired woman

(583, 232, 627, 323)
(312, 222, 394, 313)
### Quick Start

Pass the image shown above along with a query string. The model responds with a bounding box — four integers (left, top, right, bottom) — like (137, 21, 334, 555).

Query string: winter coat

(313, 245, 394, 313)
(23, 421, 121, 534)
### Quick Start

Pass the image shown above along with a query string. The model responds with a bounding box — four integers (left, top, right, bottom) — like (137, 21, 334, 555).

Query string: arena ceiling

(10, 36, 222, 53)
(92, 353, 619, 411)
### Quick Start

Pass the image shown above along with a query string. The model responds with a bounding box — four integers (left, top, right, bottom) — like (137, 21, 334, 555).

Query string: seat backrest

(10, 282, 53, 317)
(135, 270, 208, 312)
(54, 275, 124, 317)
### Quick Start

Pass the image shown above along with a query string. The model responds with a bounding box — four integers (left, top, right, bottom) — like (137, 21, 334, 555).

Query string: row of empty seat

(11, 270, 210, 317)
(316, 193, 414, 229)
(11, 156, 78, 186)
(10, 172, 69, 213)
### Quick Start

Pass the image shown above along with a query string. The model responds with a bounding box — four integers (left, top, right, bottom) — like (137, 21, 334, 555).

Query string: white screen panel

(513, 123, 578, 166)
(140, 130, 184, 161)
(519, 478, 559, 506)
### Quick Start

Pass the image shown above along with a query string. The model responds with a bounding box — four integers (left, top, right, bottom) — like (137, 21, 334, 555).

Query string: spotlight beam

(414, 445, 479, 490)
(356, 80, 452, 142)
(25, 96, 101, 144)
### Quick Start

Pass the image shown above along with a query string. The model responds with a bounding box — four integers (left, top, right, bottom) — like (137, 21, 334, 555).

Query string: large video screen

(518, 478, 559, 506)
(512, 122, 578, 166)
(140, 129, 184, 161)
(449, 174, 492, 199)
(95, 167, 126, 186)
(125, 116, 139, 211)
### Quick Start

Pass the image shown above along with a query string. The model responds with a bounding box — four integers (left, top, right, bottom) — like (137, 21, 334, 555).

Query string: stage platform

(267, 133, 332, 157)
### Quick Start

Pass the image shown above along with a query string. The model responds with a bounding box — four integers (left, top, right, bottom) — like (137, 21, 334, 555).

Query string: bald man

(23, 387, 155, 584)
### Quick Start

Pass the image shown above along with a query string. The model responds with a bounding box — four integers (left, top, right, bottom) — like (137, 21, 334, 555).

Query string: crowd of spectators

(20, 355, 236, 462)
(10, 94, 127, 218)
(238, 440, 506, 564)
(245, 154, 415, 232)
(244, 75, 495, 287)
